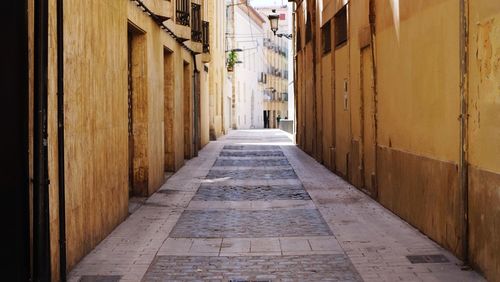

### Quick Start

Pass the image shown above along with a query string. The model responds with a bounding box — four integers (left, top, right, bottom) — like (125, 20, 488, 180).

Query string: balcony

(176, 0, 190, 26)
(202, 21, 210, 53)
(185, 3, 203, 54)
(191, 3, 202, 43)
(142, 0, 173, 22)
(172, 0, 191, 41)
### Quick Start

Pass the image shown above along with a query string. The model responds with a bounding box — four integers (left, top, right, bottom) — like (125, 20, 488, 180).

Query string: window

(322, 20, 331, 55)
(334, 5, 348, 47)
(306, 12, 312, 43)
(296, 26, 302, 51)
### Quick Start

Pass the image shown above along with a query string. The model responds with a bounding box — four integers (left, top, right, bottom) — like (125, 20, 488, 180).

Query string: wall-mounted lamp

(268, 9, 279, 35)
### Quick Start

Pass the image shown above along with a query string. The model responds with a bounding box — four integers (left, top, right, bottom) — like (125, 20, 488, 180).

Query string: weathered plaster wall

(208, 0, 226, 138)
(467, 2, 500, 280)
(52, 0, 200, 275)
(296, 0, 500, 280)
(63, 0, 130, 271)
(374, 0, 463, 257)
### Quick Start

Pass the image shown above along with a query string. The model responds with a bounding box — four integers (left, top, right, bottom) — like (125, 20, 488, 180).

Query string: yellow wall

(208, 0, 226, 138)
(36, 0, 217, 279)
(467, 2, 500, 280)
(295, 0, 500, 280)
(376, 0, 460, 161)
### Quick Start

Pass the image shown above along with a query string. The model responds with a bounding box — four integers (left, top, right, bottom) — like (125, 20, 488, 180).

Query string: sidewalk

(69, 129, 484, 282)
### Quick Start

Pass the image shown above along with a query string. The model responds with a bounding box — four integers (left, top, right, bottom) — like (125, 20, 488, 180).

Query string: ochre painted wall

(295, 0, 500, 281)
(37, 0, 213, 279)
(62, 0, 130, 272)
(467, 2, 500, 280)
(375, 0, 463, 257)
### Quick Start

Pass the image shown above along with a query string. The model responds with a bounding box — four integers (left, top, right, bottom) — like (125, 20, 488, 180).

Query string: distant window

(306, 12, 312, 43)
(296, 26, 302, 51)
(322, 20, 331, 55)
(334, 5, 348, 48)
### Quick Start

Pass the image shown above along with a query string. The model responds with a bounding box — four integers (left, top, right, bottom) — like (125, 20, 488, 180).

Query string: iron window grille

(202, 21, 210, 53)
(191, 3, 202, 42)
(176, 0, 190, 26)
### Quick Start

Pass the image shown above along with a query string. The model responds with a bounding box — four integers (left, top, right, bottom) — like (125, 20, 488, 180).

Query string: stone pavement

(69, 130, 485, 282)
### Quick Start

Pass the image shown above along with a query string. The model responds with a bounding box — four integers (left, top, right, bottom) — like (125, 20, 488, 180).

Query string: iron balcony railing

(202, 21, 210, 53)
(176, 0, 190, 26)
(191, 3, 202, 42)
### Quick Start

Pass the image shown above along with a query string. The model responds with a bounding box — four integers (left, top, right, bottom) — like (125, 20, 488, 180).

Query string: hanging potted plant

(227, 50, 238, 72)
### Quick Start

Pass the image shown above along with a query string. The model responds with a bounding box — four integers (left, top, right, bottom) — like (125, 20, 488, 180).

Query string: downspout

(33, 0, 51, 280)
(292, 2, 297, 141)
(57, 0, 67, 279)
(310, 2, 319, 160)
(192, 52, 200, 155)
(459, 0, 469, 265)
(368, 0, 379, 199)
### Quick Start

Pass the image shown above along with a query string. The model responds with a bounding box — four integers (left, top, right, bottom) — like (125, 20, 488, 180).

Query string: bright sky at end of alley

(250, 0, 288, 8)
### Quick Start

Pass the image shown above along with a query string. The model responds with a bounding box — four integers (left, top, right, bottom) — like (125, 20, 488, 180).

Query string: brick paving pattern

(223, 145, 281, 150)
(169, 209, 332, 238)
(206, 168, 297, 180)
(219, 150, 285, 157)
(68, 130, 485, 282)
(78, 275, 121, 282)
(213, 158, 290, 167)
(192, 184, 310, 201)
(142, 255, 362, 282)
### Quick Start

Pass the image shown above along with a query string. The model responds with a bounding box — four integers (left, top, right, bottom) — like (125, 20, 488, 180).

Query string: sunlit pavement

(69, 129, 484, 282)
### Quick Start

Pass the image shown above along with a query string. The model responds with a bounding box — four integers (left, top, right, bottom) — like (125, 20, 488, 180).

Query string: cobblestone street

(69, 130, 485, 282)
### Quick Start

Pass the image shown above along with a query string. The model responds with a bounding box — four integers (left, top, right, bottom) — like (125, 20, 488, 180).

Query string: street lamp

(268, 9, 279, 35)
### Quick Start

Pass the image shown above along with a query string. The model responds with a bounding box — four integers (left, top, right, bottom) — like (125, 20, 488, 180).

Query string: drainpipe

(459, 0, 469, 265)
(57, 0, 67, 279)
(33, 0, 51, 280)
(368, 0, 379, 199)
(192, 52, 200, 156)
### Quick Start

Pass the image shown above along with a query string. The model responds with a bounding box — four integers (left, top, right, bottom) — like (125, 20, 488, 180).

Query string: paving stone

(142, 255, 362, 281)
(69, 130, 485, 282)
(219, 150, 285, 157)
(213, 158, 290, 167)
(223, 145, 281, 150)
(206, 168, 297, 180)
(78, 276, 121, 282)
(192, 184, 310, 201)
(169, 209, 333, 238)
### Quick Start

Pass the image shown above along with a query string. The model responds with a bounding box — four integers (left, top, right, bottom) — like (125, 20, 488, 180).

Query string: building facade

(227, 1, 265, 129)
(24, 0, 224, 280)
(294, 0, 500, 280)
(207, 0, 228, 140)
(258, 7, 290, 129)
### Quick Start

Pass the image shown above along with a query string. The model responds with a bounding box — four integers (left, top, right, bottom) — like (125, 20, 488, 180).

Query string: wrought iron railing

(191, 3, 202, 42)
(202, 21, 210, 53)
(176, 0, 190, 26)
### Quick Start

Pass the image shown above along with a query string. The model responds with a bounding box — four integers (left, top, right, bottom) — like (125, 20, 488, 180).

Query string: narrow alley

(69, 130, 482, 282)
(3, 0, 500, 281)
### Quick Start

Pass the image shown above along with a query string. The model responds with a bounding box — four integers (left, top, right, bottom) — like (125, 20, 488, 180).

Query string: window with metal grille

(191, 3, 202, 42)
(322, 20, 331, 55)
(306, 12, 312, 43)
(202, 21, 210, 53)
(176, 0, 190, 26)
(334, 5, 347, 48)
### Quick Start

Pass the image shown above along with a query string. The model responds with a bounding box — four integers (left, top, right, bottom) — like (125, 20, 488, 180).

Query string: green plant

(227, 50, 238, 71)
